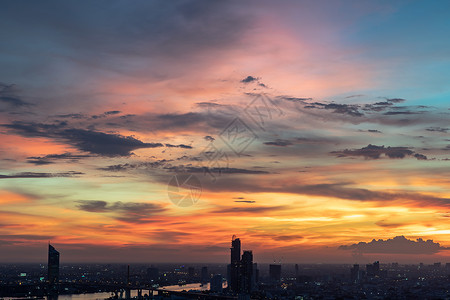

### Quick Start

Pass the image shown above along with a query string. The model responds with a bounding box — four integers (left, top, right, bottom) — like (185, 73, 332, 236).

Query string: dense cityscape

(2, 237, 450, 299)
(1, 1, 450, 300)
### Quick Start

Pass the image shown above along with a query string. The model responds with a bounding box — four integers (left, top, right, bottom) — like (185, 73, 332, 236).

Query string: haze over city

(0, 0, 449, 266)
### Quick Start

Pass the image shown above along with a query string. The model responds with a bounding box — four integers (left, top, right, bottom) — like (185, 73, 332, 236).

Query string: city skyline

(0, 1, 449, 264)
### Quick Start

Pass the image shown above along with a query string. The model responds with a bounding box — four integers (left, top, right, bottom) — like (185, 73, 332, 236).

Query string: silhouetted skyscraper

(241, 250, 253, 293)
(269, 264, 281, 282)
(201, 266, 209, 283)
(210, 274, 223, 292)
(253, 263, 259, 285)
(366, 261, 380, 277)
(48, 244, 59, 290)
(230, 236, 241, 292)
(350, 264, 360, 283)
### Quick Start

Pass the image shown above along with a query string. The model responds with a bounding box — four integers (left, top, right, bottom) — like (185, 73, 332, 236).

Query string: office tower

(147, 267, 159, 281)
(253, 263, 259, 284)
(201, 266, 209, 283)
(269, 264, 281, 282)
(48, 244, 60, 285)
(366, 261, 381, 277)
(230, 236, 241, 292)
(210, 274, 223, 292)
(240, 250, 253, 293)
(350, 264, 360, 283)
(366, 263, 374, 276)
(373, 261, 380, 273)
(295, 264, 299, 278)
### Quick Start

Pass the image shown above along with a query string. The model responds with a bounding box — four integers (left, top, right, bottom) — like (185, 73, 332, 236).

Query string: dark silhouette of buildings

(240, 250, 253, 294)
(229, 236, 255, 295)
(229, 235, 241, 293)
(366, 260, 380, 277)
(253, 263, 259, 287)
(47, 244, 59, 296)
(201, 266, 209, 283)
(188, 266, 195, 279)
(269, 264, 281, 282)
(350, 264, 360, 283)
(365, 261, 387, 278)
(210, 274, 223, 292)
(48, 244, 59, 285)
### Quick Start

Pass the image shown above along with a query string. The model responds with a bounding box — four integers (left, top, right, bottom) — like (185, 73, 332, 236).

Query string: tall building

(48, 244, 59, 286)
(230, 236, 241, 292)
(253, 263, 259, 285)
(201, 266, 209, 283)
(269, 264, 281, 282)
(240, 250, 253, 293)
(366, 261, 380, 277)
(350, 264, 360, 283)
(210, 274, 223, 292)
(229, 236, 256, 295)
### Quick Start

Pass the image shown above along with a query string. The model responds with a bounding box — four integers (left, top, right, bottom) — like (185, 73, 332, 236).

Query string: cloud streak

(331, 144, 428, 160)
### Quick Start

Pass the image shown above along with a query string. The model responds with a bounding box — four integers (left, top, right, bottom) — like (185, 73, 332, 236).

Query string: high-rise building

(269, 264, 281, 282)
(230, 236, 241, 292)
(201, 266, 209, 283)
(253, 263, 259, 285)
(229, 236, 257, 294)
(366, 261, 380, 277)
(240, 250, 253, 293)
(48, 244, 59, 286)
(210, 274, 223, 292)
(373, 261, 380, 273)
(350, 264, 360, 283)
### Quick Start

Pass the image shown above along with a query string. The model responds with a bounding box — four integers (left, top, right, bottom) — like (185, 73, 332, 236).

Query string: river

(2, 282, 227, 300)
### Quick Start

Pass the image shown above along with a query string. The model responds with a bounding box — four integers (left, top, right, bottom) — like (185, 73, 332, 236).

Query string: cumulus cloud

(339, 236, 449, 255)
(241, 76, 258, 83)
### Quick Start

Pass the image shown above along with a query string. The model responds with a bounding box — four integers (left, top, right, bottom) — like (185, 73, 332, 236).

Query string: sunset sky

(0, 0, 449, 264)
